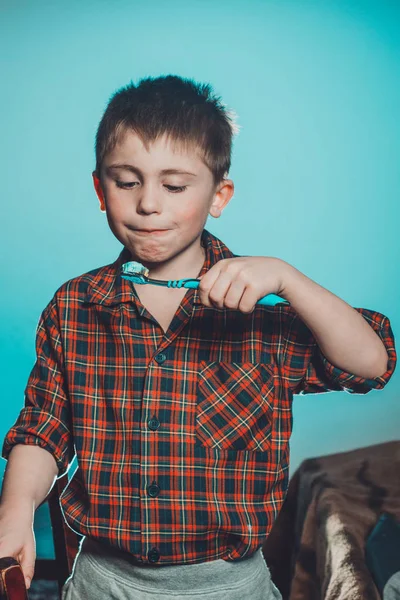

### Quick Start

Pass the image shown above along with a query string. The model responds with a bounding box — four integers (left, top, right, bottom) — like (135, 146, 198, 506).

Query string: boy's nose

(136, 187, 163, 213)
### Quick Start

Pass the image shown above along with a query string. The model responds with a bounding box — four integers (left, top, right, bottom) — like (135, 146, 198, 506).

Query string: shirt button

(148, 417, 160, 431)
(148, 548, 160, 563)
(147, 481, 161, 497)
(154, 352, 167, 364)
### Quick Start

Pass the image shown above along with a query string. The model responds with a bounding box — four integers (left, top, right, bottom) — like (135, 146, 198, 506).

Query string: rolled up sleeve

(2, 297, 74, 476)
(276, 306, 397, 396)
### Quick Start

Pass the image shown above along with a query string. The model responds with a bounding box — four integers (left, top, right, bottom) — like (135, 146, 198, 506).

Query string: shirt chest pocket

(195, 361, 275, 452)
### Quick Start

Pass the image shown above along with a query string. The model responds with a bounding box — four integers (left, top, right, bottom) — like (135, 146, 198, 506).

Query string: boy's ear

(209, 179, 234, 218)
(92, 171, 106, 212)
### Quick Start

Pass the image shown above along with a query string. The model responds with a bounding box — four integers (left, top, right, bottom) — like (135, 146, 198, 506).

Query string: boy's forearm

(0, 444, 59, 519)
(281, 263, 389, 379)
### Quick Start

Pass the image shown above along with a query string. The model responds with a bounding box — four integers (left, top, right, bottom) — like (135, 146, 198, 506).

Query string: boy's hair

(94, 74, 241, 187)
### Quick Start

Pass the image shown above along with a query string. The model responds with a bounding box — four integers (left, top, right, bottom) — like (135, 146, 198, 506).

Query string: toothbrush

(121, 261, 290, 307)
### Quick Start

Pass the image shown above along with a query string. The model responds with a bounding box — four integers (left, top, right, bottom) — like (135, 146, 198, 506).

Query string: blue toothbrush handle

(121, 273, 289, 306)
(180, 279, 289, 306)
(257, 294, 290, 306)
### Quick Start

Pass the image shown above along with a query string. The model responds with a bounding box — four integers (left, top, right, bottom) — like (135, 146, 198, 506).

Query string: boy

(0, 75, 396, 600)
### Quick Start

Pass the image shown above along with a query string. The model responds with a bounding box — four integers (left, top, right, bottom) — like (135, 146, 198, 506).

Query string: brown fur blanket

(262, 441, 400, 600)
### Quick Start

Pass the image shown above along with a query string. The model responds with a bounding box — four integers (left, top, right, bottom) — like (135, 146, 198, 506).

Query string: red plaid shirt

(2, 228, 397, 565)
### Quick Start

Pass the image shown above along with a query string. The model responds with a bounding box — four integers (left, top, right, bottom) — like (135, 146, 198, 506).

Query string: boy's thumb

(20, 550, 35, 589)
(22, 565, 34, 589)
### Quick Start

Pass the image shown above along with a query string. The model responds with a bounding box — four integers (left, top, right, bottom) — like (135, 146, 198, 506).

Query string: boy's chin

(123, 244, 173, 267)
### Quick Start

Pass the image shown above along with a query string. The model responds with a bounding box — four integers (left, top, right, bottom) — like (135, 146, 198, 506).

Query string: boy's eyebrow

(106, 164, 197, 177)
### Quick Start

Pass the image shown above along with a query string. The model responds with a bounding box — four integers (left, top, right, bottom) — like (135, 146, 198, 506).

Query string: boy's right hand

(0, 509, 36, 589)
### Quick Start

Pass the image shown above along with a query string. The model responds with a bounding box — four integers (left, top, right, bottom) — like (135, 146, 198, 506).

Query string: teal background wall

(1, 0, 399, 559)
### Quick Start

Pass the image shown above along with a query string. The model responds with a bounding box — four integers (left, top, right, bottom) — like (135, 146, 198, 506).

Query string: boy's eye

(115, 181, 136, 189)
(115, 181, 187, 193)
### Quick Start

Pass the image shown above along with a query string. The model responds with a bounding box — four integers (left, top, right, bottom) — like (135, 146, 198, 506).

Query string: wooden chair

(38, 471, 82, 596)
(47, 472, 82, 593)
(0, 557, 28, 600)
(0, 471, 81, 600)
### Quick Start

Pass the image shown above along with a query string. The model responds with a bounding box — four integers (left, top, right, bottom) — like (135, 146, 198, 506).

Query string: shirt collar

(83, 228, 236, 307)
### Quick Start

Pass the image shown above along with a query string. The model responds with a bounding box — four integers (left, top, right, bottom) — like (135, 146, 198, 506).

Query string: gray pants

(61, 536, 282, 599)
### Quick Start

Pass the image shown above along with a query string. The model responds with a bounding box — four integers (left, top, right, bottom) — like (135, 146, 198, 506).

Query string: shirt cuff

(2, 407, 73, 477)
(318, 310, 397, 394)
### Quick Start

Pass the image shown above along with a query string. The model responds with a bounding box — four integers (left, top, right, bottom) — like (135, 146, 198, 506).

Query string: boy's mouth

(134, 229, 170, 234)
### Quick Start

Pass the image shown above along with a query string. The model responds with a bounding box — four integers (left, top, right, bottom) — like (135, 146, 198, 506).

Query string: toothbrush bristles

(122, 261, 150, 278)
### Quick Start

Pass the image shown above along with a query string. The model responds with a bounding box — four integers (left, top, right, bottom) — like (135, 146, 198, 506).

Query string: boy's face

(92, 129, 234, 271)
